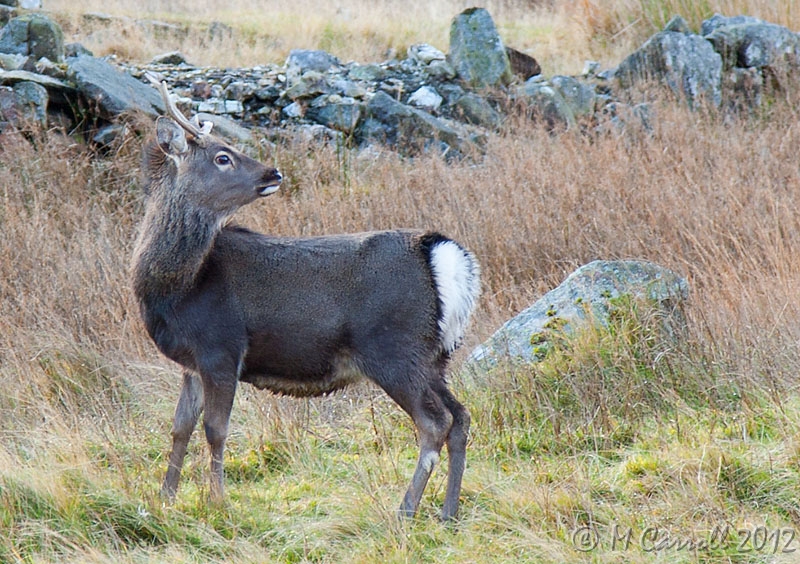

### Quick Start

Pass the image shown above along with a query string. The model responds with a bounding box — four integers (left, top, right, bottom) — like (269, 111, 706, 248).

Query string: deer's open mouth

(258, 182, 281, 196)
(257, 172, 282, 196)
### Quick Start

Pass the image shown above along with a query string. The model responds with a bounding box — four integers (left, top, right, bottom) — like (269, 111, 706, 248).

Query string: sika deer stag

(131, 76, 480, 520)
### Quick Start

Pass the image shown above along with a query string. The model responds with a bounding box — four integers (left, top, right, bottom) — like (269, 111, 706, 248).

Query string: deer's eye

(214, 152, 233, 167)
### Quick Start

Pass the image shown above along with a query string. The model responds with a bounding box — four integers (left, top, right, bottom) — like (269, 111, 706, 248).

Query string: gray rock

(151, 51, 188, 65)
(195, 98, 242, 114)
(348, 63, 386, 82)
(467, 260, 688, 367)
(721, 66, 762, 110)
(664, 15, 691, 34)
(0, 13, 64, 62)
(582, 60, 601, 77)
(448, 7, 512, 88)
(282, 100, 303, 118)
(408, 85, 442, 111)
(306, 100, 363, 134)
(614, 30, 722, 107)
(12, 79, 46, 124)
(701, 13, 763, 36)
(0, 52, 26, 70)
(362, 90, 461, 151)
(19, 0, 41, 8)
(92, 122, 126, 146)
(453, 92, 502, 129)
(550, 75, 596, 117)
(332, 78, 366, 98)
(425, 59, 457, 81)
(286, 49, 340, 82)
(515, 79, 576, 129)
(224, 80, 254, 101)
(284, 70, 333, 99)
(0, 5, 16, 26)
(706, 21, 800, 74)
(0, 68, 71, 90)
(407, 43, 446, 64)
(67, 55, 165, 118)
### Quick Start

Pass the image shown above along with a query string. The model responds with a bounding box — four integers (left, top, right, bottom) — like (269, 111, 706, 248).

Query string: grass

(3, 0, 800, 561)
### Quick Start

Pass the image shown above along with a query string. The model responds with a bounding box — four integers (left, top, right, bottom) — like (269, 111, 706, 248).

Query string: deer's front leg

(161, 371, 204, 500)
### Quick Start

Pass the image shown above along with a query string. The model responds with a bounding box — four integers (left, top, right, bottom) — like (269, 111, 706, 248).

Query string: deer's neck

(132, 192, 222, 301)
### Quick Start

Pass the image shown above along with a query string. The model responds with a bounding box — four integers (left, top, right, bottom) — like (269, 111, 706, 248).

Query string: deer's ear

(156, 117, 189, 156)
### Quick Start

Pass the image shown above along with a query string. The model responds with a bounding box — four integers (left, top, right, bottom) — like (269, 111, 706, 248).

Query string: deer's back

(178, 226, 443, 395)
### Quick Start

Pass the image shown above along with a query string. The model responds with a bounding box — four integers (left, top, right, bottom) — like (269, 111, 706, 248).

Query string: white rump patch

(429, 240, 481, 354)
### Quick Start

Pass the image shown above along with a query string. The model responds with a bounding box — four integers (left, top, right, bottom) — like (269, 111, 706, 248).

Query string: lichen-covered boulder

(0, 13, 64, 62)
(467, 260, 689, 368)
(448, 7, 512, 88)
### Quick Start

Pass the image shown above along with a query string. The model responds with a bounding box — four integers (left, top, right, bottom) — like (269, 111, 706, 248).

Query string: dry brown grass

(3, 94, 800, 403)
(41, 0, 799, 74)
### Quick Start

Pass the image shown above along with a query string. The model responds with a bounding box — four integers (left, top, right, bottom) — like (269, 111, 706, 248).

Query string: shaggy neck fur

(131, 150, 224, 300)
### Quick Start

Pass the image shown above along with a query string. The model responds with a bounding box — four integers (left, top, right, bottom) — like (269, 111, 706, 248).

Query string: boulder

(284, 70, 333, 100)
(550, 75, 597, 117)
(285, 49, 340, 83)
(614, 30, 722, 107)
(453, 92, 502, 129)
(448, 7, 512, 88)
(360, 90, 461, 151)
(0, 68, 71, 90)
(12, 80, 46, 123)
(66, 55, 165, 118)
(515, 79, 576, 129)
(468, 260, 688, 367)
(0, 13, 64, 62)
(306, 99, 363, 134)
(703, 16, 800, 92)
(150, 51, 188, 65)
(0, 79, 46, 127)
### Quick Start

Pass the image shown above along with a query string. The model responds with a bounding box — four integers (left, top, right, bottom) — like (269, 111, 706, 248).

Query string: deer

(131, 76, 480, 521)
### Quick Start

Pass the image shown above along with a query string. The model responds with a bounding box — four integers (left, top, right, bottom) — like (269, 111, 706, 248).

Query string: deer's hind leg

(436, 382, 470, 521)
(161, 371, 204, 500)
(370, 360, 455, 519)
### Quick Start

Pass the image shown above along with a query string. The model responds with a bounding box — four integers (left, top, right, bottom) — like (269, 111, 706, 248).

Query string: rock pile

(0, 7, 798, 153)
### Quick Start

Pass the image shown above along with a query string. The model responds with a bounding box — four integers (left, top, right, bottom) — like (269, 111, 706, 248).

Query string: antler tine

(145, 71, 213, 142)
